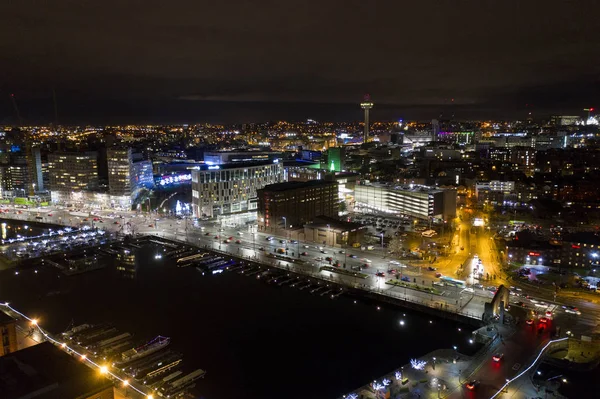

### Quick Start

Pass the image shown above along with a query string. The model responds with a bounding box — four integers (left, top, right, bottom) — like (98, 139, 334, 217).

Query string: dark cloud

(1, 0, 599, 123)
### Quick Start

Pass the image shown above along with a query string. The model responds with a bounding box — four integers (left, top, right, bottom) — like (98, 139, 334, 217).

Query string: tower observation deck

(360, 94, 374, 143)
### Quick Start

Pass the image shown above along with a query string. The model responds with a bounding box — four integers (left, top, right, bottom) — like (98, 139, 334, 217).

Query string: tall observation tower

(360, 94, 374, 143)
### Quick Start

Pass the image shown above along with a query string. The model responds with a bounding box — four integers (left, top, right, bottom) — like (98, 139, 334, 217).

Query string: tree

(388, 236, 405, 256)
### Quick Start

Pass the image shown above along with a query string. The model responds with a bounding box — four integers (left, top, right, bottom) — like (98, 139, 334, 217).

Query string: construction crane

(10, 93, 23, 126)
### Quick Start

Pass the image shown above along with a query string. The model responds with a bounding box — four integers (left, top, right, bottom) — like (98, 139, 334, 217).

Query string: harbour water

(0, 240, 479, 399)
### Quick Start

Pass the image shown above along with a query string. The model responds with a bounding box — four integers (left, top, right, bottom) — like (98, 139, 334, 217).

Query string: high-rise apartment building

(25, 145, 43, 194)
(108, 148, 154, 208)
(108, 148, 133, 197)
(48, 152, 98, 203)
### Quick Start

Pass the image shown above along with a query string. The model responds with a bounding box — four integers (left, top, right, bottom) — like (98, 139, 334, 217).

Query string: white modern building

(191, 161, 284, 218)
(354, 183, 457, 220)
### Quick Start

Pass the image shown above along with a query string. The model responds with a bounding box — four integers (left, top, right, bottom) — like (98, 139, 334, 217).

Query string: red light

(591, 108, 595, 112)
(572, 245, 580, 249)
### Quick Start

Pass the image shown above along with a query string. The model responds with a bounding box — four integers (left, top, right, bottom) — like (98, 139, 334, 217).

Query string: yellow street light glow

(31, 319, 38, 326)
(61, 343, 67, 348)
(99, 365, 108, 374)
(123, 380, 129, 386)
(147, 395, 154, 399)
(80, 354, 87, 360)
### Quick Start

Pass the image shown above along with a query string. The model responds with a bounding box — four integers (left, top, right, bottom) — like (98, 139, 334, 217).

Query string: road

(5, 205, 599, 329)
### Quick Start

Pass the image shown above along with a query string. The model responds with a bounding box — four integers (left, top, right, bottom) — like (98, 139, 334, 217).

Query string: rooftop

(193, 160, 279, 171)
(563, 232, 600, 245)
(0, 342, 113, 399)
(358, 182, 444, 193)
(260, 180, 337, 192)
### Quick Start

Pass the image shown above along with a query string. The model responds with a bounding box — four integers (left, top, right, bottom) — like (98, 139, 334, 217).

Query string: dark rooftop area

(194, 160, 278, 170)
(563, 232, 600, 245)
(260, 180, 337, 192)
(0, 342, 113, 399)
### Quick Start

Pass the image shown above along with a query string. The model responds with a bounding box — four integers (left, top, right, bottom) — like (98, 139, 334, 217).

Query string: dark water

(1, 242, 479, 399)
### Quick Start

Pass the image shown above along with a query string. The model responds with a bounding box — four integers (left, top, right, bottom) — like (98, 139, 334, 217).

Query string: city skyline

(2, 1, 600, 124)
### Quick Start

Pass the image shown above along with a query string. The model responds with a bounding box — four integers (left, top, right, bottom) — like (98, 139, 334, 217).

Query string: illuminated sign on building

(156, 173, 192, 186)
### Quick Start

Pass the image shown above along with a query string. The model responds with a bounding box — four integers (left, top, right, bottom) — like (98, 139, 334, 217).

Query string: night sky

(2, 1, 600, 124)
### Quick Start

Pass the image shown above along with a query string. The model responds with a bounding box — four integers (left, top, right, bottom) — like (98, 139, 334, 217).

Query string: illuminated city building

(48, 152, 98, 203)
(257, 180, 338, 232)
(203, 150, 282, 164)
(108, 148, 154, 208)
(191, 161, 283, 218)
(354, 183, 457, 221)
(326, 147, 346, 172)
(0, 147, 42, 198)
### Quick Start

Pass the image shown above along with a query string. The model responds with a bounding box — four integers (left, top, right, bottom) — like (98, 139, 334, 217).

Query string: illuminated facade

(354, 183, 457, 220)
(108, 148, 133, 197)
(326, 147, 346, 172)
(48, 152, 98, 202)
(108, 148, 154, 208)
(191, 161, 284, 218)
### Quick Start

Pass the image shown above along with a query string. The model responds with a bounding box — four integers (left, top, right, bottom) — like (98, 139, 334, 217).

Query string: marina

(1, 236, 480, 399)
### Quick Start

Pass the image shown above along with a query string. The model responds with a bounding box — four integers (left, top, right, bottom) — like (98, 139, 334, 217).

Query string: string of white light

(489, 337, 568, 399)
(0, 302, 154, 398)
